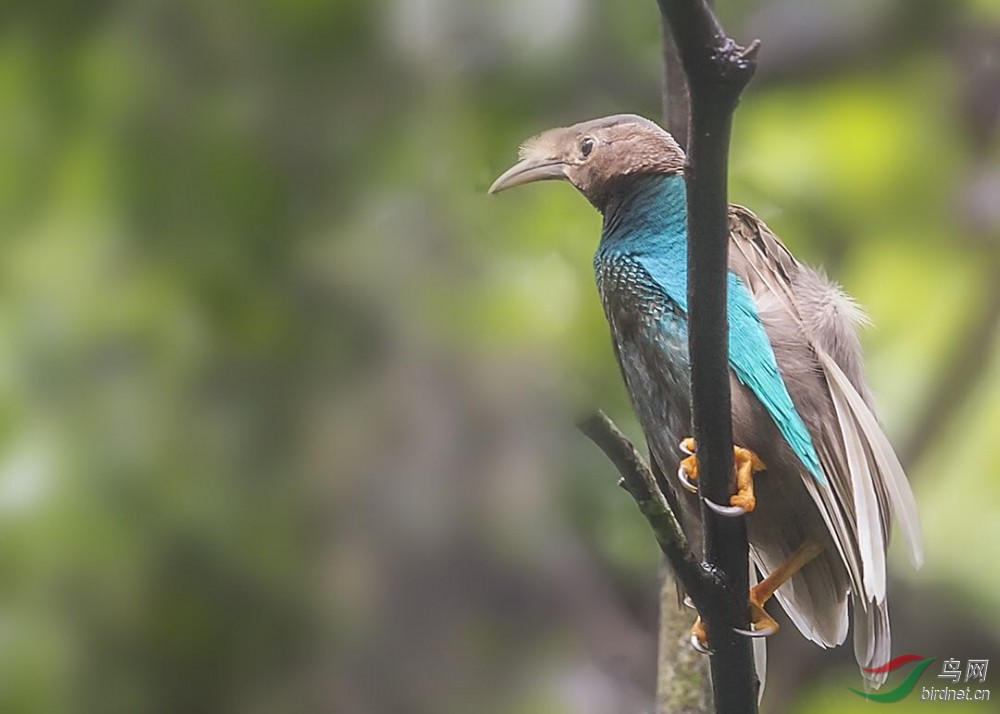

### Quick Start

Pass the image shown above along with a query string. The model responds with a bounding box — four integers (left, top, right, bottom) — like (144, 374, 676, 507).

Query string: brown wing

(727, 204, 923, 593)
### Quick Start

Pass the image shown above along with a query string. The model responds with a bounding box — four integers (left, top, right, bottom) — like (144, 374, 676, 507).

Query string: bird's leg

(676, 438, 766, 516)
(689, 541, 824, 652)
(735, 540, 824, 638)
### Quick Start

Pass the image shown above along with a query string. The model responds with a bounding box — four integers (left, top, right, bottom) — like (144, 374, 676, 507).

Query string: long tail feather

(819, 352, 924, 569)
(853, 601, 891, 689)
(822, 352, 887, 602)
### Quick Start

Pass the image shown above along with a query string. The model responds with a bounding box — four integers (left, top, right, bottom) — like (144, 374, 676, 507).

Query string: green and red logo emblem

(849, 654, 936, 702)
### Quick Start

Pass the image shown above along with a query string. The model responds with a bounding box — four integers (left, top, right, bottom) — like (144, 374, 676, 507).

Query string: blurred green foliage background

(0, 0, 998, 712)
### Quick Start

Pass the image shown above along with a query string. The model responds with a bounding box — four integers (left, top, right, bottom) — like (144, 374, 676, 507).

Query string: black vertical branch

(657, 1, 760, 712)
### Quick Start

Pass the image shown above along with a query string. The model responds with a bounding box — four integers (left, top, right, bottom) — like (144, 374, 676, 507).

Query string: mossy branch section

(577, 412, 710, 595)
(578, 412, 716, 712)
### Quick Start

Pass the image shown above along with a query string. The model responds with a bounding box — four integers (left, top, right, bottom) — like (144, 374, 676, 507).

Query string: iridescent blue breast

(595, 252, 693, 472)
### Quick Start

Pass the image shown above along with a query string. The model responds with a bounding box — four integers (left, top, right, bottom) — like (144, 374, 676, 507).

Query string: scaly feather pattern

(599, 175, 824, 483)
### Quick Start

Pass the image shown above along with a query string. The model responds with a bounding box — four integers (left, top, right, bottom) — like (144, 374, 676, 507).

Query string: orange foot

(690, 616, 711, 654)
(736, 541, 824, 639)
(677, 438, 766, 516)
(689, 541, 824, 651)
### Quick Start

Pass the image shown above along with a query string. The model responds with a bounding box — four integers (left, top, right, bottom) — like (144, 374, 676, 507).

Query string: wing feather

(820, 350, 887, 602)
(818, 351, 924, 568)
(728, 204, 923, 597)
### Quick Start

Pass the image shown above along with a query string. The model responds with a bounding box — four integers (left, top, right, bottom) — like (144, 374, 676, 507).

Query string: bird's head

(489, 114, 685, 209)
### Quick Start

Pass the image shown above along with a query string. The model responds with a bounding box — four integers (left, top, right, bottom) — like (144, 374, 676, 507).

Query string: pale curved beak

(488, 158, 567, 194)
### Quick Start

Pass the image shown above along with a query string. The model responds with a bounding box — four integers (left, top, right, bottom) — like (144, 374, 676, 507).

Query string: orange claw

(729, 445, 767, 513)
(734, 541, 824, 638)
(677, 439, 766, 515)
(677, 438, 699, 493)
(688, 542, 824, 649)
(690, 617, 710, 654)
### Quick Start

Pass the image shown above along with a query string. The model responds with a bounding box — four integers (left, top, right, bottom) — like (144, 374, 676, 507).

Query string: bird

(489, 113, 923, 690)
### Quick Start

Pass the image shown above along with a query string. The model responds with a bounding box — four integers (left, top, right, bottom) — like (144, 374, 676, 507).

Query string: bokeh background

(1, 0, 998, 712)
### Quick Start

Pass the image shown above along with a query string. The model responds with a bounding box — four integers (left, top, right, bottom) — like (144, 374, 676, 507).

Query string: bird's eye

(580, 137, 595, 157)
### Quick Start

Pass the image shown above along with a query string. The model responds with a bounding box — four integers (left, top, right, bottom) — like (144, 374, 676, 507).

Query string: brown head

(489, 114, 685, 209)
